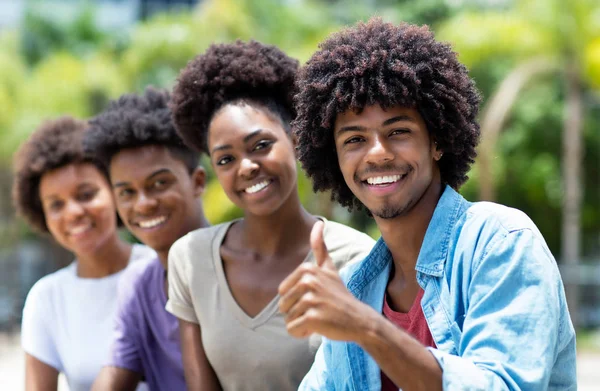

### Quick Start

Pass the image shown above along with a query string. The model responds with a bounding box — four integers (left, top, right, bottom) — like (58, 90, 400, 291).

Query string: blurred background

(0, 0, 598, 389)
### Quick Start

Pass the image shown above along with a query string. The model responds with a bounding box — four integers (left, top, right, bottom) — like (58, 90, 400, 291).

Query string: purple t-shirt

(107, 257, 186, 391)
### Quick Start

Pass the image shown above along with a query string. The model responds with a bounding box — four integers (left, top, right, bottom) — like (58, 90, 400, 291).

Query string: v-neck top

(211, 219, 302, 329)
(166, 218, 375, 391)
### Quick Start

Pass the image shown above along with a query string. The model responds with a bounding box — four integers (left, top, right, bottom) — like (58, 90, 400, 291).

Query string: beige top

(166, 218, 375, 391)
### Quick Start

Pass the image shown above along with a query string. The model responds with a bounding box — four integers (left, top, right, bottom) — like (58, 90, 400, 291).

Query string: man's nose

(365, 137, 394, 165)
(133, 192, 158, 214)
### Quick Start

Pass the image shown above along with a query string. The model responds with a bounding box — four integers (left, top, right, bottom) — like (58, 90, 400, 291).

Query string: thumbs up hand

(278, 221, 375, 341)
(310, 220, 336, 270)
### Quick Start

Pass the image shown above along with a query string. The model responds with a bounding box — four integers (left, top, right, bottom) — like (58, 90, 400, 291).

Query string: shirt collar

(346, 237, 392, 297)
(415, 185, 467, 277)
(347, 185, 467, 294)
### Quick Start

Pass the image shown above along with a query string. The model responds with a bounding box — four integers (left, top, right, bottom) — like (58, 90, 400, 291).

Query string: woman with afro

(166, 40, 375, 391)
(13, 117, 155, 391)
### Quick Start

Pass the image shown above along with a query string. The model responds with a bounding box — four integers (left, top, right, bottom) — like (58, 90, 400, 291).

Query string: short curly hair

(294, 18, 482, 211)
(84, 87, 199, 173)
(12, 116, 107, 233)
(171, 40, 299, 154)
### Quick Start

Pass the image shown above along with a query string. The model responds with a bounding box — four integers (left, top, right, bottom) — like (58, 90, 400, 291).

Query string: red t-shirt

(381, 288, 436, 390)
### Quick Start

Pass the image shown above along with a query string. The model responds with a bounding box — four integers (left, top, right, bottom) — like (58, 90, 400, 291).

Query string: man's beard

(370, 200, 410, 220)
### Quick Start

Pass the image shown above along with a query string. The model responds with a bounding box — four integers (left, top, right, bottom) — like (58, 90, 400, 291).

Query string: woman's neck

(75, 235, 132, 279)
(239, 190, 318, 257)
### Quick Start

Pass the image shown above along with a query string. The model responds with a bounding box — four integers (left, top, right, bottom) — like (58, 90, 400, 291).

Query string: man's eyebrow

(382, 115, 416, 126)
(113, 168, 171, 188)
(336, 125, 365, 136)
(76, 182, 95, 190)
(335, 115, 415, 136)
(211, 129, 266, 154)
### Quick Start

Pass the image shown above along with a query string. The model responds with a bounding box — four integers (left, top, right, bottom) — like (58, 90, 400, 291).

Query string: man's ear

(432, 141, 444, 161)
(191, 166, 207, 197)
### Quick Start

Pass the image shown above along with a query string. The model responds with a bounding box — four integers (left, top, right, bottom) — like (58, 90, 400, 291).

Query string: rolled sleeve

(428, 347, 503, 390)
(166, 236, 198, 324)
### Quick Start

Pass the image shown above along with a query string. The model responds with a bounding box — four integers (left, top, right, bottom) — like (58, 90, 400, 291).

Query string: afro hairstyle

(84, 87, 199, 173)
(170, 39, 299, 154)
(294, 18, 482, 211)
(12, 116, 109, 233)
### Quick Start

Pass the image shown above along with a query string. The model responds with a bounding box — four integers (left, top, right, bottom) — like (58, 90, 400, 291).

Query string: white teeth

(366, 175, 402, 185)
(138, 216, 167, 229)
(245, 180, 270, 194)
(69, 225, 91, 235)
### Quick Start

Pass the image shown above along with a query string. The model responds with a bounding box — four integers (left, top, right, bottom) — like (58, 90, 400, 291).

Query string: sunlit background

(0, 0, 599, 389)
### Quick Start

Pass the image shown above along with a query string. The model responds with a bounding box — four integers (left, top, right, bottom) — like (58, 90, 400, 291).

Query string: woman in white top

(12, 117, 154, 391)
(167, 41, 375, 390)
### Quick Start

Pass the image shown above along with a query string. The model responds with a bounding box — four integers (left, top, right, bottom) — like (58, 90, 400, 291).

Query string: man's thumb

(310, 221, 334, 269)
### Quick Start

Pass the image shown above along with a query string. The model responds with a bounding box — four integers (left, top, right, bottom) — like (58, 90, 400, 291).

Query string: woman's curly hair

(12, 116, 107, 233)
(171, 40, 299, 154)
(294, 18, 482, 211)
(84, 87, 199, 173)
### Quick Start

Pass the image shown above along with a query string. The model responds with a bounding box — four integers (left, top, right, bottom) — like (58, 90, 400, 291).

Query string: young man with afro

(278, 18, 576, 390)
(83, 87, 209, 391)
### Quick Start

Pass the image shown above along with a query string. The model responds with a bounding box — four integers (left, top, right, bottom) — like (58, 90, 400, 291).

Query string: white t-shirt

(21, 244, 156, 391)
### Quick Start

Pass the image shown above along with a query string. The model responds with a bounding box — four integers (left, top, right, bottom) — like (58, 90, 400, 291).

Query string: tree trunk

(561, 62, 583, 328)
(478, 58, 557, 201)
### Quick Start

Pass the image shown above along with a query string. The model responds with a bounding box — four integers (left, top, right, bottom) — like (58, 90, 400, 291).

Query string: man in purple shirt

(83, 88, 210, 390)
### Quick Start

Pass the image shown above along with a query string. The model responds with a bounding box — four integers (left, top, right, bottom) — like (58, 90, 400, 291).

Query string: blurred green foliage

(438, 0, 600, 256)
(0, 0, 598, 257)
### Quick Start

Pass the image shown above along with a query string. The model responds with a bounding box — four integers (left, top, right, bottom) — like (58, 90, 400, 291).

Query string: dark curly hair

(12, 116, 108, 233)
(84, 87, 199, 173)
(294, 18, 482, 210)
(171, 40, 299, 154)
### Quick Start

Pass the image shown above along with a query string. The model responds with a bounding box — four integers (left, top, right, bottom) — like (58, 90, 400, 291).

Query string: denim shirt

(299, 186, 576, 390)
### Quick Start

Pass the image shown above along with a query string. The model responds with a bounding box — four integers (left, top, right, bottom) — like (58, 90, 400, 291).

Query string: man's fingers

(278, 273, 316, 314)
(310, 221, 327, 265)
(310, 221, 335, 270)
(284, 291, 318, 323)
(278, 263, 315, 296)
(285, 310, 317, 339)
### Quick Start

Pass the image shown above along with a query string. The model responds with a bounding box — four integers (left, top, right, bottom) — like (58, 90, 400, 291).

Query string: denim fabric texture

(299, 185, 577, 391)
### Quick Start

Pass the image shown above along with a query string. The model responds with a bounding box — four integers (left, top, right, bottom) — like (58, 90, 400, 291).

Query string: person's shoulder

(463, 201, 538, 232)
(322, 218, 376, 270)
(27, 263, 76, 297)
(323, 219, 376, 248)
(457, 200, 546, 248)
(169, 222, 232, 272)
(118, 256, 160, 295)
(457, 200, 553, 263)
(173, 222, 231, 251)
(23, 263, 77, 313)
(129, 243, 157, 263)
(170, 222, 232, 261)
